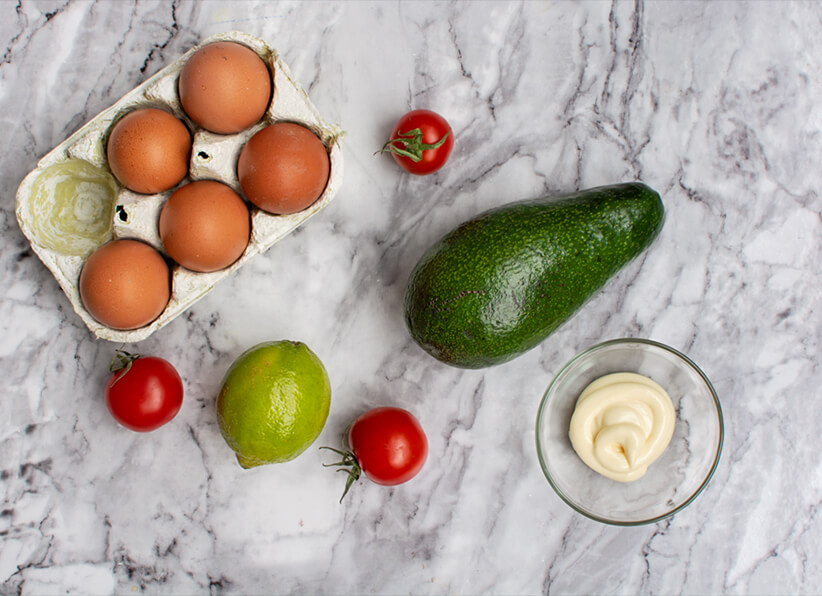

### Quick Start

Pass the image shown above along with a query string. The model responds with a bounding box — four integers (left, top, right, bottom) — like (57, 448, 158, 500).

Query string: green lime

(216, 341, 331, 468)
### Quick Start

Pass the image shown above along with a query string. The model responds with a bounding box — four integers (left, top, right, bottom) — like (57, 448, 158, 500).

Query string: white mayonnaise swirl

(569, 372, 675, 482)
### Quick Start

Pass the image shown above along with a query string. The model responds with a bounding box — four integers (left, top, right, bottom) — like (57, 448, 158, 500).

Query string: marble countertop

(2, 1, 821, 594)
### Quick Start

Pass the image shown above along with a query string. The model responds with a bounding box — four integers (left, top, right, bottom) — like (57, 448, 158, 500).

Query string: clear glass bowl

(536, 338, 724, 525)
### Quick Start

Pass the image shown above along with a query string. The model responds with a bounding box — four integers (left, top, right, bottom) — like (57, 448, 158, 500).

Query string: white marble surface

(2, 1, 821, 594)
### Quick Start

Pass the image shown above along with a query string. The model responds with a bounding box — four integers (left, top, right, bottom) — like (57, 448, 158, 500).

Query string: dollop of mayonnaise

(569, 372, 675, 482)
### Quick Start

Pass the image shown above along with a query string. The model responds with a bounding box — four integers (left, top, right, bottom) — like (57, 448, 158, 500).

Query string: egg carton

(15, 31, 344, 342)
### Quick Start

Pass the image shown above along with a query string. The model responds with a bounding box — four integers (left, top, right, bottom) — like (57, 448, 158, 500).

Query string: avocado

(403, 182, 665, 368)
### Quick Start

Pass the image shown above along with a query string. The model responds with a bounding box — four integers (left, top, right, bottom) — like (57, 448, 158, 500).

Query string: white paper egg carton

(15, 32, 344, 342)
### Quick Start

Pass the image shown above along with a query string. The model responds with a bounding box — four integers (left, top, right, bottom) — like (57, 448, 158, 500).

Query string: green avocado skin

(403, 182, 665, 369)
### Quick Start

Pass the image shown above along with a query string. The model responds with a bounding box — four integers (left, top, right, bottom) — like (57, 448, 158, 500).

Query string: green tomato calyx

(109, 349, 141, 384)
(320, 446, 362, 503)
(380, 128, 450, 162)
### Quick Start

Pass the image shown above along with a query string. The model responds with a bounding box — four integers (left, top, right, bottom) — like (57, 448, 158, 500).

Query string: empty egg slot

(22, 159, 118, 257)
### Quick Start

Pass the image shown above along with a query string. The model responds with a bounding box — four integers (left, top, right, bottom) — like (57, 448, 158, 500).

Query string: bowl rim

(535, 337, 724, 526)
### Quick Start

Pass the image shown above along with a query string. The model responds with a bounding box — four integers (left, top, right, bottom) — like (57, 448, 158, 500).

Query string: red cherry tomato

(349, 407, 428, 485)
(104, 351, 184, 432)
(322, 407, 428, 501)
(381, 109, 454, 175)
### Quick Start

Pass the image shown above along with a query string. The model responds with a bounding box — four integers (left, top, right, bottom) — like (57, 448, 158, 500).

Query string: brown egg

(106, 108, 191, 194)
(237, 122, 330, 215)
(79, 239, 171, 330)
(178, 41, 272, 134)
(159, 180, 250, 273)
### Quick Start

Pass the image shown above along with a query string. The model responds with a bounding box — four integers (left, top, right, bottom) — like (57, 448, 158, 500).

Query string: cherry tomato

(104, 351, 184, 432)
(321, 407, 428, 501)
(380, 109, 454, 175)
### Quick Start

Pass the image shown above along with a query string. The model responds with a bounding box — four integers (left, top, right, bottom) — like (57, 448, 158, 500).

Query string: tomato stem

(319, 446, 362, 502)
(109, 349, 140, 384)
(379, 128, 450, 163)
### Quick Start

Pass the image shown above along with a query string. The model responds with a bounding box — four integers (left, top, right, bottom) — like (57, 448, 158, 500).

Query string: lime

(216, 341, 331, 468)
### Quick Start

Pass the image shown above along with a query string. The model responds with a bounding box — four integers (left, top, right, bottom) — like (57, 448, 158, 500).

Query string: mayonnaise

(569, 372, 675, 482)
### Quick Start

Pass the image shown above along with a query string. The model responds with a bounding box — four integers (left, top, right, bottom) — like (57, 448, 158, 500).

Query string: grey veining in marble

(2, 1, 821, 594)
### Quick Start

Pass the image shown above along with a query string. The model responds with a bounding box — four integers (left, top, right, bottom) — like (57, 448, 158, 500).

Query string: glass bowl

(536, 338, 724, 525)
